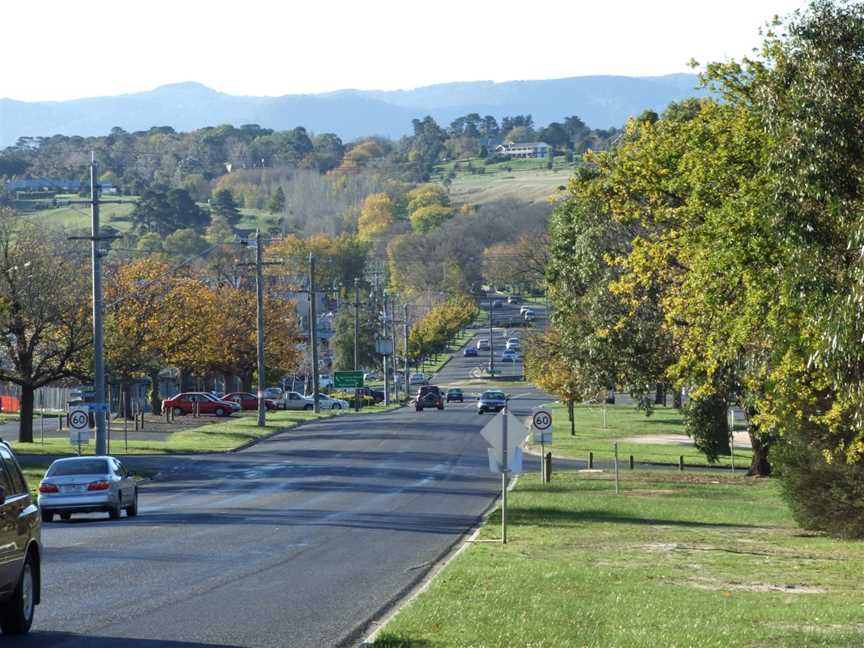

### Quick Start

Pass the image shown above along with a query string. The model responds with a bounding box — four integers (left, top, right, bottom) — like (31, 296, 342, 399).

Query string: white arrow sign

(480, 411, 527, 474)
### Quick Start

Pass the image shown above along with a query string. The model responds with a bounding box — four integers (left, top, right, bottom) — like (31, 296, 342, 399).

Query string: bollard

(58, 414, 63, 432)
(679, 455, 685, 472)
(140, 410, 145, 430)
(544, 452, 552, 483)
(588, 451, 594, 469)
(629, 455, 635, 470)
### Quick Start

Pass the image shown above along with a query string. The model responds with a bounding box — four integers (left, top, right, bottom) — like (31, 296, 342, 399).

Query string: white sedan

(317, 395, 350, 410)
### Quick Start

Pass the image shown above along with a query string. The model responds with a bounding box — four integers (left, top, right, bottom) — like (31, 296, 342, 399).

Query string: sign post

(532, 409, 553, 483)
(480, 401, 527, 544)
(335, 371, 365, 412)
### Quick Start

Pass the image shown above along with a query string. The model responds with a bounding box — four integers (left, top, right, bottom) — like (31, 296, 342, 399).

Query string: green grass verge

(419, 330, 475, 375)
(9, 404, 402, 457)
(529, 402, 750, 468)
(375, 470, 864, 647)
(22, 196, 137, 232)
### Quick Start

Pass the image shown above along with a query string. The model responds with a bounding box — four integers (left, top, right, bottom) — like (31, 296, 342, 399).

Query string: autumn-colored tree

(410, 204, 455, 233)
(357, 193, 396, 239)
(523, 326, 586, 435)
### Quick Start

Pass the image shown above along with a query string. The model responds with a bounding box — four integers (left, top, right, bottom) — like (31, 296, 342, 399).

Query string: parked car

(319, 374, 334, 389)
(317, 395, 350, 410)
(501, 349, 520, 363)
(38, 456, 137, 522)
(463, 347, 478, 357)
(477, 390, 507, 414)
(0, 440, 41, 634)
(507, 296, 520, 304)
(506, 337, 520, 350)
(476, 338, 490, 351)
(363, 372, 382, 381)
(519, 305, 531, 316)
(522, 309, 536, 322)
(283, 391, 315, 410)
(409, 373, 429, 386)
(161, 392, 241, 417)
(446, 388, 464, 403)
(415, 385, 444, 411)
(223, 392, 279, 411)
(492, 299, 503, 308)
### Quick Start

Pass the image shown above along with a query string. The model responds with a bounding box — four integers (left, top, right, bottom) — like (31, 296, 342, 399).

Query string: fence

(0, 382, 150, 415)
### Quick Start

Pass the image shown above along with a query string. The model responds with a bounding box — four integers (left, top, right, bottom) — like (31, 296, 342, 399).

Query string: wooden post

(588, 451, 594, 469)
(544, 452, 552, 483)
(629, 455, 635, 470)
(614, 442, 620, 494)
(679, 455, 685, 472)
(140, 409, 144, 430)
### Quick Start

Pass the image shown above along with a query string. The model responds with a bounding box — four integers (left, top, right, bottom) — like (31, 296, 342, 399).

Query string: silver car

(38, 456, 138, 522)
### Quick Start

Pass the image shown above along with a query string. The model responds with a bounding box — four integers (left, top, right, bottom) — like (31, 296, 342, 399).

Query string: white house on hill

(494, 141, 551, 159)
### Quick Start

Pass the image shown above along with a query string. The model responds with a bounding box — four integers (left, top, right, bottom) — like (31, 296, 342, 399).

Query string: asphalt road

(23, 301, 554, 648)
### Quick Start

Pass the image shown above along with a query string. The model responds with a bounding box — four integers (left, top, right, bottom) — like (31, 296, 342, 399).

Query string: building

(494, 142, 552, 159)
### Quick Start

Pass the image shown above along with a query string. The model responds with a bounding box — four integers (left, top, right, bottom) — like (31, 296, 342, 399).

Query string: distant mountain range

(0, 75, 705, 148)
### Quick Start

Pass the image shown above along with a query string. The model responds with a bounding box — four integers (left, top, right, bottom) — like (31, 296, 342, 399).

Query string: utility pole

(309, 253, 320, 413)
(488, 297, 495, 377)
(69, 153, 121, 456)
(390, 294, 400, 401)
(403, 304, 410, 395)
(353, 278, 360, 372)
(254, 231, 266, 426)
(382, 293, 390, 406)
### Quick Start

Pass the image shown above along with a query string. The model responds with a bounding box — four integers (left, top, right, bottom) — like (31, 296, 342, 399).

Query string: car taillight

(38, 483, 59, 493)
(87, 480, 111, 491)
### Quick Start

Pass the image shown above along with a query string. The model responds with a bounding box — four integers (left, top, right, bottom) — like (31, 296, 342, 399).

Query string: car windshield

(449, 389, 461, 394)
(48, 459, 110, 476)
(483, 392, 505, 400)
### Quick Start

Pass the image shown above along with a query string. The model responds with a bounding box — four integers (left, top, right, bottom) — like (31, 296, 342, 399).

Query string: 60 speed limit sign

(532, 409, 553, 430)
(69, 407, 90, 430)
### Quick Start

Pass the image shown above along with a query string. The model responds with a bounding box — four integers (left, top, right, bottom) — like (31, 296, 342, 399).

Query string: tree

(357, 193, 396, 239)
(0, 210, 91, 442)
(211, 189, 241, 227)
(268, 186, 286, 214)
(331, 305, 379, 371)
(410, 204, 455, 233)
(130, 187, 208, 236)
(163, 228, 209, 257)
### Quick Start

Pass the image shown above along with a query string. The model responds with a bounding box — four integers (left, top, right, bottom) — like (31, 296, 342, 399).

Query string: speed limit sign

(532, 409, 553, 430)
(69, 407, 89, 430)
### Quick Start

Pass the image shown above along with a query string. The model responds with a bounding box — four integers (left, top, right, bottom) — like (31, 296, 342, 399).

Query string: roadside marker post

(614, 442, 620, 494)
(480, 400, 527, 545)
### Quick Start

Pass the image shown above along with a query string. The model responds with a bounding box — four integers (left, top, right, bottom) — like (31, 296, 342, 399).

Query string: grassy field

(10, 404, 401, 458)
(374, 470, 864, 647)
(431, 157, 574, 207)
(21, 194, 138, 231)
(527, 402, 750, 469)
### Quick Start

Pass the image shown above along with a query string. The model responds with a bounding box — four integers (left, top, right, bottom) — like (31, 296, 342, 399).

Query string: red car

(161, 392, 241, 417)
(223, 392, 279, 411)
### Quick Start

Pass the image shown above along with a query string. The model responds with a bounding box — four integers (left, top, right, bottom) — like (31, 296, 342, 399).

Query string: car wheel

(109, 500, 122, 520)
(0, 550, 36, 634)
(127, 489, 138, 517)
(40, 509, 53, 523)
(214, 407, 226, 417)
(172, 407, 185, 416)
(304, 404, 313, 411)
(331, 403, 341, 410)
(60, 513, 71, 521)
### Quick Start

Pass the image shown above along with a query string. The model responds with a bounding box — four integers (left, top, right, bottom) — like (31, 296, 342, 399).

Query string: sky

(1, 0, 812, 102)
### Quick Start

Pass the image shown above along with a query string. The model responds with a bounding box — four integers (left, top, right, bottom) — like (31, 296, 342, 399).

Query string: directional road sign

(480, 411, 527, 474)
(334, 371, 364, 389)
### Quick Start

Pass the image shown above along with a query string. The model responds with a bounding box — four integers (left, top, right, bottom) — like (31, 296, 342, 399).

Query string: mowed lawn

(526, 402, 751, 468)
(375, 470, 864, 647)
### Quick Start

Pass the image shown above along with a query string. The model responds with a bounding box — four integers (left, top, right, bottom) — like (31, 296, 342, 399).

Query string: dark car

(0, 440, 41, 634)
(223, 392, 279, 411)
(446, 388, 464, 403)
(415, 385, 444, 411)
(492, 299, 503, 308)
(463, 347, 478, 357)
(477, 390, 507, 414)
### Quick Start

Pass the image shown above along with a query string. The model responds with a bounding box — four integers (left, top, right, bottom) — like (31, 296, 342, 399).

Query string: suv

(415, 385, 444, 411)
(0, 440, 41, 634)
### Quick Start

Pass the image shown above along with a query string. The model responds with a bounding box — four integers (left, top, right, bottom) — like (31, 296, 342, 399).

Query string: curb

(353, 475, 520, 647)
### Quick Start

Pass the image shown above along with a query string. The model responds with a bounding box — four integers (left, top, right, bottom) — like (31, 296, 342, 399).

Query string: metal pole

(382, 294, 390, 406)
(90, 153, 107, 456)
(403, 304, 410, 397)
(309, 253, 320, 414)
(353, 278, 360, 372)
(614, 441, 620, 494)
(390, 295, 399, 402)
(255, 230, 266, 427)
(502, 398, 509, 544)
(39, 391, 44, 444)
(488, 297, 494, 376)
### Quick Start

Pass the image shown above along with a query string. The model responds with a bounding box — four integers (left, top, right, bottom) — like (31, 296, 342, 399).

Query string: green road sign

(334, 371, 364, 388)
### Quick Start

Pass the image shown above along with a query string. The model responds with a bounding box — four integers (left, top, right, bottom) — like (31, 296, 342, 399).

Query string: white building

(494, 141, 552, 159)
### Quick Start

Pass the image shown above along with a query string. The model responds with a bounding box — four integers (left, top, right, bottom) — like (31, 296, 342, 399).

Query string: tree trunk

(747, 427, 772, 476)
(568, 398, 575, 436)
(18, 385, 34, 443)
(654, 383, 664, 405)
(673, 388, 682, 409)
(223, 372, 234, 394)
(149, 369, 161, 415)
(241, 373, 253, 393)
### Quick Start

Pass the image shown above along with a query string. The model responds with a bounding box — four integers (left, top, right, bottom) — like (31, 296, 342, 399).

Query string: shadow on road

(19, 632, 243, 648)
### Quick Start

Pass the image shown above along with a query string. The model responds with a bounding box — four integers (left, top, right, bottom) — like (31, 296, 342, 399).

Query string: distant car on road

(0, 440, 41, 634)
(492, 299, 503, 308)
(476, 338, 490, 351)
(409, 373, 430, 386)
(38, 456, 138, 523)
(477, 390, 507, 414)
(501, 349, 520, 363)
(522, 309, 536, 322)
(463, 347, 478, 357)
(507, 295, 520, 304)
(446, 388, 464, 403)
(161, 392, 241, 417)
(415, 385, 444, 411)
(223, 392, 279, 411)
